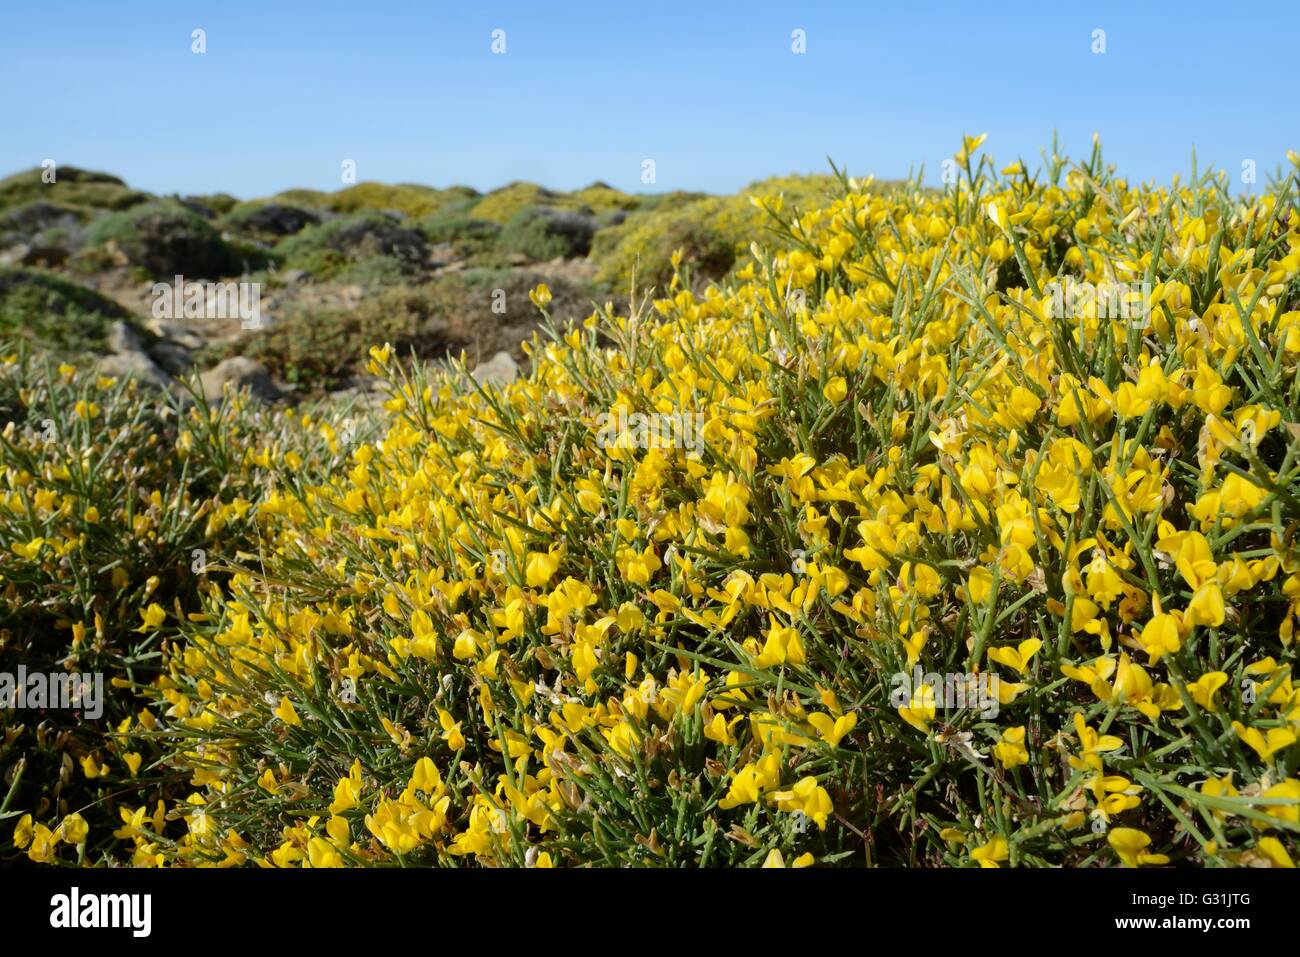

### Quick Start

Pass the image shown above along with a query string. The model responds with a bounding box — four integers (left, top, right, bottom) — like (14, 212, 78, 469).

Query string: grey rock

(99, 321, 171, 388)
(97, 351, 171, 389)
(471, 351, 519, 386)
(199, 356, 282, 404)
(148, 340, 193, 375)
(106, 319, 144, 355)
(145, 318, 205, 350)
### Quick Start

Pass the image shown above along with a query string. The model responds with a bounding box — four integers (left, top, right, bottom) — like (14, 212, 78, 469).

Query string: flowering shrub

(591, 174, 840, 292)
(468, 181, 637, 226)
(0, 354, 342, 862)
(7, 137, 1300, 867)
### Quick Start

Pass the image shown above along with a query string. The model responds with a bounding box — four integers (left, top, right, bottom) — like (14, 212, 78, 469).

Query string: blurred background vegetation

(0, 163, 852, 400)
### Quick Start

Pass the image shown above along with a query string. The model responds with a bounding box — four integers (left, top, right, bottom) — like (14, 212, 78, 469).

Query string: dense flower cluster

(7, 137, 1300, 867)
(591, 174, 839, 291)
(0, 361, 312, 858)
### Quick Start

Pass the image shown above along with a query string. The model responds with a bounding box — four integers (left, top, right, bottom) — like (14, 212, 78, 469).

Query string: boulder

(97, 351, 170, 388)
(98, 320, 170, 388)
(471, 351, 519, 386)
(199, 356, 282, 404)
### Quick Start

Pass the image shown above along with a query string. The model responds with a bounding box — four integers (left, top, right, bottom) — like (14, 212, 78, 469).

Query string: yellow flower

(987, 638, 1042, 675)
(1254, 837, 1295, 868)
(409, 756, 443, 795)
(57, 813, 89, 845)
(602, 720, 640, 759)
(1108, 828, 1168, 867)
(329, 761, 364, 813)
(1231, 721, 1296, 761)
(970, 836, 1008, 868)
(719, 754, 781, 809)
(113, 805, 148, 843)
(753, 621, 806, 669)
(1185, 582, 1226, 628)
(80, 754, 106, 779)
(1061, 655, 1116, 699)
(1185, 671, 1228, 712)
(307, 836, 345, 868)
(525, 549, 562, 587)
(822, 376, 848, 403)
(807, 711, 857, 747)
(993, 726, 1029, 769)
(899, 684, 936, 733)
(956, 132, 987, 164)
(1069, 711, 1125, 772)
(11, 537, 45, 560)
(617, 602, 645, 633)
(26, 822, 58, 863)
(138, 602, 166, 631)
(1199, 773, 1238, 820)
(703, 711, 740, 746)
(1136, 602, 1182, 664)
(967, 567, 994, 605)
(1260, 779, 1300, 827)
(438, 708, 466, 750)
(616, 544, 662, 586)
(768, 776, 834, 830)
(13, 814, 34, 849)
(275, 696, 302, 727)
(529, 283, 552, 309)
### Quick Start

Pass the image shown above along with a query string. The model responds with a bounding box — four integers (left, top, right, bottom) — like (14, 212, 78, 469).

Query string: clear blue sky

(2, 0, 1295, 199)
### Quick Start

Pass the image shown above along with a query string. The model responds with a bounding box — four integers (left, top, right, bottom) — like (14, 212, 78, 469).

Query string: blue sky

(1, 1, 1295, 199)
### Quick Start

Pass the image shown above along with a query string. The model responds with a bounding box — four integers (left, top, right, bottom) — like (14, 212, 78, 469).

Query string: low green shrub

(0, 167, 151, 215)
(0, 268, 142, 357)
(83, 201, 242, 279)
(276, 212, 428, 283)
(497, 206, 598, 261)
